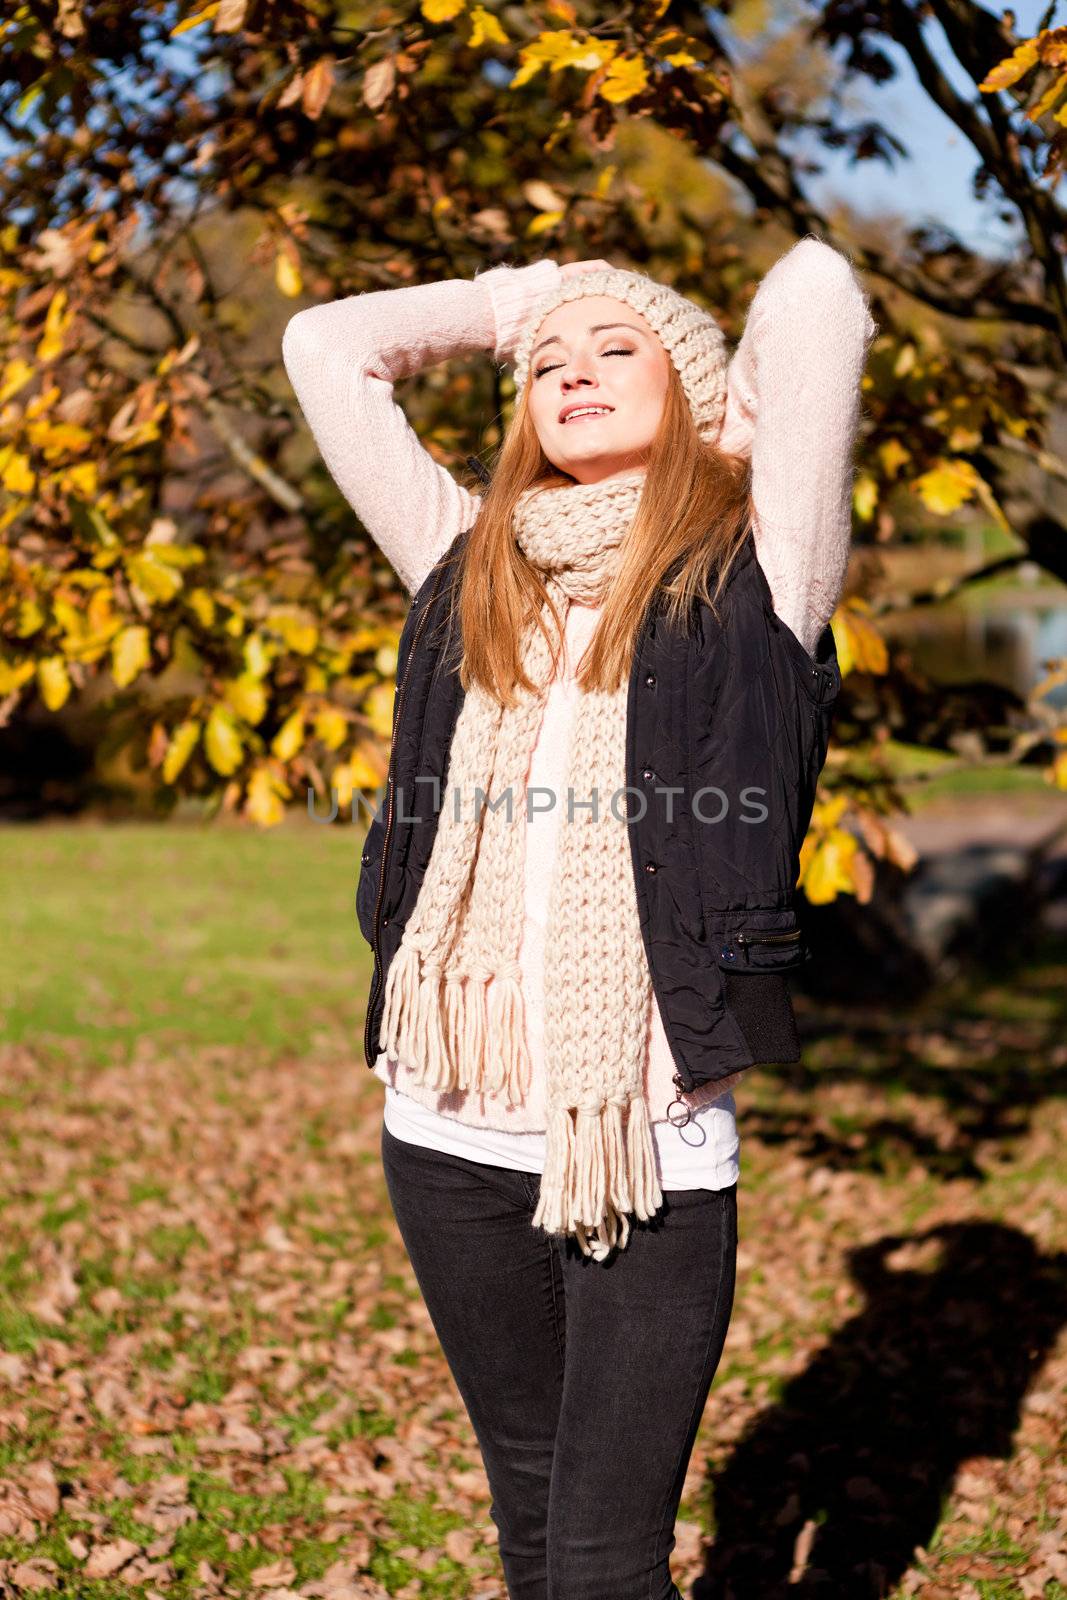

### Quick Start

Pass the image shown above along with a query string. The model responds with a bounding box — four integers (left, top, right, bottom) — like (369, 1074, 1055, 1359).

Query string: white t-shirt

(383, 1080, 739, 1190)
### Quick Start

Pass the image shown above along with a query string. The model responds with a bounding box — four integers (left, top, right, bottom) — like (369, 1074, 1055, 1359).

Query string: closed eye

(534, 347, 633, 379)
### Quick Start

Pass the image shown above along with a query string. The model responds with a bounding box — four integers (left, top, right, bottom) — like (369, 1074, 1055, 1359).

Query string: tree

(1, 0, 1064, 895)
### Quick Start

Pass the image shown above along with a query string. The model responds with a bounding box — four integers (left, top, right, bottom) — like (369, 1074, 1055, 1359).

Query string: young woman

(282, 240, 876, 1600)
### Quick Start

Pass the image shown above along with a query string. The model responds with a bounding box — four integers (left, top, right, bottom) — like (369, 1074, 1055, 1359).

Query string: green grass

(0, 816, 372, 1061)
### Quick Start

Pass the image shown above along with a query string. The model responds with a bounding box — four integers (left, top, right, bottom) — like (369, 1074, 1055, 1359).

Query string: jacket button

(645, 672, 656, 687)
(642, 767, 654, 781)
(644, 862, 658, 874)
(382, 916, 389, 926)
(361, 850, 370, 864)
(720, 946, 735, 961)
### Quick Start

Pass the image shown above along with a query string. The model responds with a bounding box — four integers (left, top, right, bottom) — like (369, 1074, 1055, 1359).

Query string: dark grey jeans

(380, 1120, 738, 1600)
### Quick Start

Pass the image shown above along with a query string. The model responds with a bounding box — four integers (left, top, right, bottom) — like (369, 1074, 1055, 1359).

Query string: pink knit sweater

(282, 239, 877, 1133)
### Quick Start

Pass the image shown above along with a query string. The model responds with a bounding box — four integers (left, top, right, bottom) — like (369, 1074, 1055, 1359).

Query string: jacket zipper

(735, 928, 801, 946)
(362, 571, 445, 1071)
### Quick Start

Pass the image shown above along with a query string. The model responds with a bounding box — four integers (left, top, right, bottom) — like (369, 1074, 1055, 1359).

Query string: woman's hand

(559, 258, 613, 279)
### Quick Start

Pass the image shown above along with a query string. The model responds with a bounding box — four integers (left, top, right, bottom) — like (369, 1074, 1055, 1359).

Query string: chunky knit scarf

(379, 466, 662, 1261)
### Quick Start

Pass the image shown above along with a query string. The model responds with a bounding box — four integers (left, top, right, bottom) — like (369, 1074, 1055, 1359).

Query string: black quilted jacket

(356, 525, 842, 1095)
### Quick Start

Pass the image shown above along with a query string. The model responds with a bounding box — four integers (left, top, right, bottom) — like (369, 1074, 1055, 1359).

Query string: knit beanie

(511, 266, 731, 445)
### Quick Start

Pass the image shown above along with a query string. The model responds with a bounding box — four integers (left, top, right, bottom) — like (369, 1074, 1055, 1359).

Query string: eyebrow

(531, 322, 647, 359)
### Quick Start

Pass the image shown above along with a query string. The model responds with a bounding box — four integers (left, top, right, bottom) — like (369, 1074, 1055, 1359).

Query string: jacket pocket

(711, 915, 810, 972)
(356, 814, 386, 946)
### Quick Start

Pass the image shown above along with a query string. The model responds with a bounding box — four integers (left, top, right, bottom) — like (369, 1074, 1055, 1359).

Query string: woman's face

(525, 295, 671, 484)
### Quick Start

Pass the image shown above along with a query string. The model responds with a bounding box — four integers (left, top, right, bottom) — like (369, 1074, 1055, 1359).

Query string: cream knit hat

(511, 266, 731, 445)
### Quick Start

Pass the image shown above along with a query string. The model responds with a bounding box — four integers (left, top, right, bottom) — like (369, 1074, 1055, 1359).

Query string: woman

(282, 240, 876, 1600)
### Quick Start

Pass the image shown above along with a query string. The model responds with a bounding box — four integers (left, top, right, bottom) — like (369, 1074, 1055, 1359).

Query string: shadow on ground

(694, 1220, 1067, 1600)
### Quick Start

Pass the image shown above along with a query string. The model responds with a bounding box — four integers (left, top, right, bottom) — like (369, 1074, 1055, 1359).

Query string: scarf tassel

(381, 944, 455, 1093)
(382, 954, 534, 1111)
(461, 975, 489, 1094)
(380, 941, 421, 1069)
(532, 1093, 662, 1262)
(443, 976, 466, 1087)
(486, 972, 533, 1104)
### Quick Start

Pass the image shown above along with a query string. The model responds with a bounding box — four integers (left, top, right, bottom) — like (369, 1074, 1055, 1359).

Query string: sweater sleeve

(281, 258, 560, 596)
(717, 236, 878, 659)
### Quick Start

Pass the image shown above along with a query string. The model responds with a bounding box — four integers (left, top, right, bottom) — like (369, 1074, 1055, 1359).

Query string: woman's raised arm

(281, 259, 560, 596)
(718, 236, 878, 659)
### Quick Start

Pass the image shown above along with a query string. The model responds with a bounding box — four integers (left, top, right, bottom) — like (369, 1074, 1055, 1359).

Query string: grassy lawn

(0, 820, 1064, 1600)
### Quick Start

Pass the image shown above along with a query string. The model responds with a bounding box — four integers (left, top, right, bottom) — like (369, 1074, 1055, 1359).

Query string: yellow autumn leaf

(1023, 72, 1067, 119)
(1, 451, 35, 495)
(25, 383, 61, 421)
(978, 35, 1040, 92)
(244, 632, 272, 677)
(224, 672, 268, 725)
(314, 704, 348, 750)
(25, 419, 93, 458)
(469, 3, 506, 46)
(527, 210, 564, 236)
(36, 289, 75, 364)
(1050, 749, 1067, 791)
(594, 164, 617, 199)
(275, 249, 303, 298)
(127, 551, 185, 605)
(799, 825, 859, 904)
(599, 54, 649, 103)
(270, 608, 318, 654)
(170, 3, 220, 35)
(332, 745, 388, 808)
(912, 459, 980, 516)
(0, 656, 36, 694)
(37, 656, 71, 711)
(853, 471, 878, 522)
(272, 708, 306, 762)
(364, 681, 396, 738)
(0, 358, 34, 405)
(511, 30, 612, 90)
(878, 438, 911, 478)
(186, 587, 216, 628)
(16, 598, 45, 637)
(244, 764, 291, 827)
(61, 461, 98, 499)
(421, 0, 465, 20)
(111, 625, 150, 688)
(163, 719, 201, 783)
(205, 705, 243, 775)
(810, 792, 849, 832)
(831, 604, 889, 677)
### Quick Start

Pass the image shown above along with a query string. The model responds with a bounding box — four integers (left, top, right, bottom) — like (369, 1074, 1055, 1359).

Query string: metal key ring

(666, 1093, 693, 1129)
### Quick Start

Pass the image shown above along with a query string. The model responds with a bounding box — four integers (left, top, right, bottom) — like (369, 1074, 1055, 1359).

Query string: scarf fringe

(532, 1090, 663, 1262)
(381, 948, 532, 1108)
(487, 972, 533, 1101)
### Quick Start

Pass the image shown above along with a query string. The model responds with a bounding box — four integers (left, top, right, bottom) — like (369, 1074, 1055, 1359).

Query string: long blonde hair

(456, 360, 754, 707)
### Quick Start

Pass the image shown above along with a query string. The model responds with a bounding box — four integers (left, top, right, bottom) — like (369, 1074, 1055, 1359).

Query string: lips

(559, 405, 614, 424)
